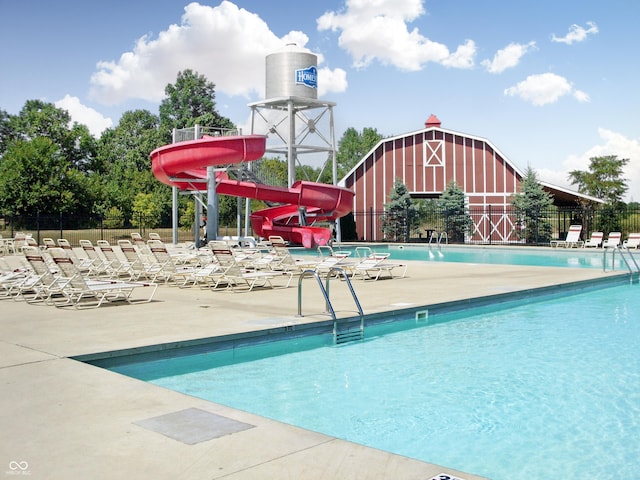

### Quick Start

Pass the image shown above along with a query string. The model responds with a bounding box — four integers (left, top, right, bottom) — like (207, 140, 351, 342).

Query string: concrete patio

(0, 250, 626, 479)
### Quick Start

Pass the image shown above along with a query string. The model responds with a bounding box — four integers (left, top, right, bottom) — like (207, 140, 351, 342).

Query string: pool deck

(0, 248, 628, 480)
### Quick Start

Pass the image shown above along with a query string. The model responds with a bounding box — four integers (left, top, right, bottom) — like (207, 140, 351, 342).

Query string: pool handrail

(296, 267, 364, 343)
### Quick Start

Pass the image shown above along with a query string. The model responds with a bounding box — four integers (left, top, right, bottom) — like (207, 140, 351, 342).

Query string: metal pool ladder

(603, 246, 640, 280)
(297, 267, 365, 344)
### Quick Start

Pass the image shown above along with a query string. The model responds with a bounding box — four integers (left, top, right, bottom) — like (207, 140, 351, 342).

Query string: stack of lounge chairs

(7, 246, 158, 309)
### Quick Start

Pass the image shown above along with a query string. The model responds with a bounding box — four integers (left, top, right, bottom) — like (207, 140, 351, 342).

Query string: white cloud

(89, 1, 346, 106)
(551, 21, 599, 45)
(481, 41, 536, 74)
(504, 73, 589, 106)
(55, 95, 113, 137)
(317, 0, 476, 71)
(538, 128, 640, 202)
(318, 66, 348, 97)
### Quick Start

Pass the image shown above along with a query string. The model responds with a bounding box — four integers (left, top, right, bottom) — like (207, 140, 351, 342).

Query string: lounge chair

(117, 239, 165, 281)
(602, 232, 622, 248)
(147, 240, 203, 286)
(79, 239, 110, 276)
(41, 237, 57, 249)
(550, 225, 584, 248)
(48, 247, 158, 308)
(19, 246, 70, 303)
(265, 236, 321, 274)
(623, 233, 640, 249)
(96, 240, 138, 279)
(56, 239, 92, 272)
(583, 231, 603, 248)
(352, 253, 408, 281)
(313, 249, 359, 277)
(210, 246, 293, 291)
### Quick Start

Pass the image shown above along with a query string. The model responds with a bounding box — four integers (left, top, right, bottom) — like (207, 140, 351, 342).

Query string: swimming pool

(298, 244, 625, 270)
(106, 284, 640, 480)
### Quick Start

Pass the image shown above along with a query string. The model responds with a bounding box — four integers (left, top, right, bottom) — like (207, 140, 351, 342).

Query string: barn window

(424, 139, 444, 166)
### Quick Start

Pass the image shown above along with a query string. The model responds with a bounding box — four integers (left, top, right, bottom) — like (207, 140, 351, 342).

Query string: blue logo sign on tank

(295, 66, 318, 89)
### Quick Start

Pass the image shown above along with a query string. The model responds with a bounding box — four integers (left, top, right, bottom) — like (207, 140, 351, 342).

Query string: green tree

(95, 109, 168, 223)
(336, 127, 383, 179)
(0, 137, 91, 217)
(568, 155, 629, 233)
(510, 166, 554, 243)
(131, 192, 161, 228)
(9, 100, 97, 172)
(438, 181, 474, 243)
(568, 155, 629, 204)
(159, 69, 234, 141)
(381, 179, 417, 242)
(0, 108, 14, 154)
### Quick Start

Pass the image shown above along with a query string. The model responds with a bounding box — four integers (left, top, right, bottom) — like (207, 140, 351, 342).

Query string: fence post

(488, 204, 492, 245)
(59, 211, 63, 240)
(36, 211, 41, 245)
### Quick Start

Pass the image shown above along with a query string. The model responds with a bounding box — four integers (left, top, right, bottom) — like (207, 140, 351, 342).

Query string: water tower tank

(266, 43, 318, 99)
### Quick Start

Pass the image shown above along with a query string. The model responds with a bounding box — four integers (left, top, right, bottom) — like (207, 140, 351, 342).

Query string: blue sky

(1, 0, 639, 200)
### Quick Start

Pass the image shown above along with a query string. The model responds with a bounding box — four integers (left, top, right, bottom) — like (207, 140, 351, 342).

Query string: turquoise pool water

(110, 284, 640, 480)
(298, 244, 624, 270)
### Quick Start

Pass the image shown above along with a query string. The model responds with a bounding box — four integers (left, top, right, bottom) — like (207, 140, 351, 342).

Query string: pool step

(335, 329, 364, 344)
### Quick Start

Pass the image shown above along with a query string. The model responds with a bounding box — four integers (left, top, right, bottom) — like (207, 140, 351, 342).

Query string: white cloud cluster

(538, 129, 640, 202)
(481, 41, 536, 74)
(89, 1, 346, 106)
(551, 21, 599, 45)
(316, 0, 476, 71)
(504, 73, 589, 106)
(55, 95, 113, 137)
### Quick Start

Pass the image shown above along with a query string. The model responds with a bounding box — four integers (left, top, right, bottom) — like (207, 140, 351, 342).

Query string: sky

(1, 0, 639, 200)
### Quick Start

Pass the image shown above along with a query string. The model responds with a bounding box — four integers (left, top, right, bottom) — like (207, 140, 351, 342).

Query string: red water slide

(150, 135, 354, 248)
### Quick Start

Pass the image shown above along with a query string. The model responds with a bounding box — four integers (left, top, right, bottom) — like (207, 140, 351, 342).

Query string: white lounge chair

(623, 233, 640, 249)
(210, 246, 293, 291)
(265, 236, 321, 274)
(583, 231, 603, 248)
(550, 225, 584, 248)
(48, 247, 158, 308)
(117, 239, 165, 281)
(147, 240, 203, 286)
(352, 253, 408, 281)
(19, 247, 74, 303)
(602, 232, 621, 248)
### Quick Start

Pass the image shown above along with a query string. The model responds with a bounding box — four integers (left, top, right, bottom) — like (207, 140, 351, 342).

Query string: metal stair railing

(297, 267, 365, 344)
(603, 246, 640, 282)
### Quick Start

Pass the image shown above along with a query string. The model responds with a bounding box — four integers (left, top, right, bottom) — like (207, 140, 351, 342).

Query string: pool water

(298, 244, 624, 270)
(110, 285, 640, 480)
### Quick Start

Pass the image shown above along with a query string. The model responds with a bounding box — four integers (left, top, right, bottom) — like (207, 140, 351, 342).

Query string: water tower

(249, 43, 338, 187)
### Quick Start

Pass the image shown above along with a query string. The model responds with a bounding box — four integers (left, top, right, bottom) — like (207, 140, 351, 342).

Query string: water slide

(150, 135, 354, 248)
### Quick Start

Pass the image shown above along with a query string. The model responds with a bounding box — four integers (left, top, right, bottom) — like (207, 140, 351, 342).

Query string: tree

(438, 181, 474, 243)
(159, 69, 234, 141)
(336, 127, 383, 179)
(568, 155, 629, 233)
(0, 137, 91, 217)
(9, 100, 97, 172)
(568, 155, 629, 204)
(131, 192, 161, 228)
(95, 109, 168, 223)
(0, 108, 13, 154)
(381, 179, 417, 242)
(510, 166, 554, 244)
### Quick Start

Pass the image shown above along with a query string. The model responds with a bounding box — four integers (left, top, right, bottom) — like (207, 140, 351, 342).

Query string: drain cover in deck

(135, 407, 255, 445)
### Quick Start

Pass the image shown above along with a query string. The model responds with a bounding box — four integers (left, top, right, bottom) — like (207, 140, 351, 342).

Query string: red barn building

(339, 115, 596, 243)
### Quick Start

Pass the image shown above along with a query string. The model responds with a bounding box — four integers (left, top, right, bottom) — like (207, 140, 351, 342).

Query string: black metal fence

(348, 205, 640, 245)
(3, 205, 640, 247)
(0, 214, 233, 246)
